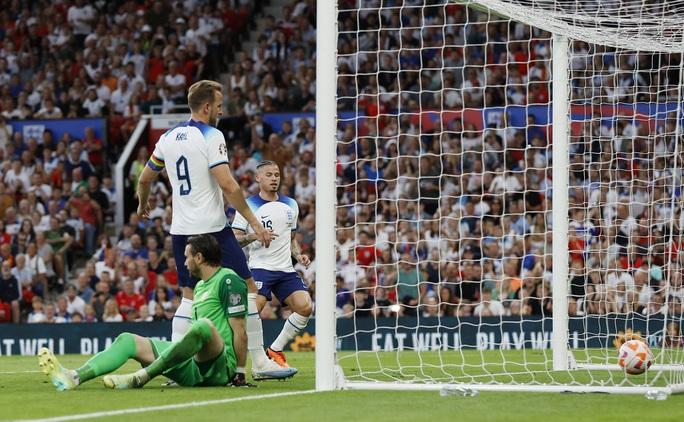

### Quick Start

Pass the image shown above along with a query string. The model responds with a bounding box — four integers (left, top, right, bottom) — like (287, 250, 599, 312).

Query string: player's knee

(113, 332, 135, 346)
(112, 332, 139, 356)
(256, 296, 267, 313)
(191, 318, 214, 343)
(297, 299, 313, 317)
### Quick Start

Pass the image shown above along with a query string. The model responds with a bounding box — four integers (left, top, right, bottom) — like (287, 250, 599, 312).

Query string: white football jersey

(232, 194, 299, 272)
(150, 119, 229, 235)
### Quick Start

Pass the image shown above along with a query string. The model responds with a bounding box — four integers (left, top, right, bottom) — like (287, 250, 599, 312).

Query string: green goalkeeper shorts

(149, 339, 236, 387)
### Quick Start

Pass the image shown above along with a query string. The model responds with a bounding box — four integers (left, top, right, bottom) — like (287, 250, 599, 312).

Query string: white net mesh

(334, 0, 684, 392)
(466, 0, 684, 53)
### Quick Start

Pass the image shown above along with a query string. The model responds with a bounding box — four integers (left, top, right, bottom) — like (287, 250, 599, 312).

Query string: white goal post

(315, 0, 684, 395)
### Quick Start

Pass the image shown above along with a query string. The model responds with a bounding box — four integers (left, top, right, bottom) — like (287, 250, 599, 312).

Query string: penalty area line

(16, 389, 319, 422)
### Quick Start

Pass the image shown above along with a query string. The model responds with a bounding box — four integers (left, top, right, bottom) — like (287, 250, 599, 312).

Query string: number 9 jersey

(149, 119, 229, 235)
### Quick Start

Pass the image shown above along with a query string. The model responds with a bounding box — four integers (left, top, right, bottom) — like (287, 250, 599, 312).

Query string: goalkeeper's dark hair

(187, 234, 221, 267)
(256, 160, 278, 170)
(187, 80, 223, 112)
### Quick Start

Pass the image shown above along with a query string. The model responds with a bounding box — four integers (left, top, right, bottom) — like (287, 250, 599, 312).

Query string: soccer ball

(618, 339, 653, 375)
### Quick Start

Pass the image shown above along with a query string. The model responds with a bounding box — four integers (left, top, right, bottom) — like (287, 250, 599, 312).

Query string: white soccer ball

(618, 339, 654, 375)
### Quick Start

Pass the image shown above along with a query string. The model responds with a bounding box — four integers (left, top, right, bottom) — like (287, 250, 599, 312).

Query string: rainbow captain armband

(147, 155, 165, 171)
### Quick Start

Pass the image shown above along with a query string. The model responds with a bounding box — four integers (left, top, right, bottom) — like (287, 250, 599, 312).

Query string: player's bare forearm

(211, 165, 261, 228)
(227, 188, 261, 229)
(137, 165, 159, 217)
(291, 235, 302, 259)
(136, 180, 152, 217)
(233, 230, 257, 247)
(291, 234, 311, 267)
(229, 317, 248, 369)
(137, 177, 151, 199)
(211, 165, 273, 247)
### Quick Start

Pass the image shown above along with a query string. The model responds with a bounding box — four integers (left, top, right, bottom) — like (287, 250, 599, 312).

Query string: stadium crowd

(0, 0, 266, 323)
(0, 0, 683, 324)
(331, 2, 684, 320)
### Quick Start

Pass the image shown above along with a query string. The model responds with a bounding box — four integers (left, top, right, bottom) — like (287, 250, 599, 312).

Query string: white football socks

(270, 312, 310, 352)
(171, 298, 193, 342)
(247, 293, 269, 369)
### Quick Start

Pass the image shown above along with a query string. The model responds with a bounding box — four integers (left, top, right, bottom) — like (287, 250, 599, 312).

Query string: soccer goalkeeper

(38, 234, 292, 390)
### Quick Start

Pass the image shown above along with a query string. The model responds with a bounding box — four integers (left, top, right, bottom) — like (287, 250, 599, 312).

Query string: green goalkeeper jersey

(191, 268, 248, 351)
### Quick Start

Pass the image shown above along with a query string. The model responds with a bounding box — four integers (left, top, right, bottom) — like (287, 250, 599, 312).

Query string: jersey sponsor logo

(229, 293, 242, 306)
(225, 277, 231, 285)
(175, 132, 187, 141)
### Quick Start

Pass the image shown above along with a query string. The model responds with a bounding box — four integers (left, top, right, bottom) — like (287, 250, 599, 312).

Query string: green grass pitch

(1, 351, 684, 421)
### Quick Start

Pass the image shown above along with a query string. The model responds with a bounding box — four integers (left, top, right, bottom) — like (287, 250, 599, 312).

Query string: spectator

(83, 128, 104, 171)
(335, 275, 352, 310)
(91, 290, 108, 321)
(76, 271, 94, 304)
(45, 216, 74, 279)
(65, 284, 86, 317)
(474, 289, 505, 317)
(83, 304, 98, 322)
(115, 279, 145, 321)
(0, 261, 20, 323)
(68, 188, 102, 256)
(27, 296, 46, 323)
(67, 0, 97, 47)
(102, 298, 123, 322)
(124, 234, 148, 260)
(35, 232, 58, 283)
(44, 302, 65, 323)
(35, 98, 64, 119)
(25, 242, 48, 296)
(86, 176, 109, 215)
(82, 88, 106, 117)
(109, 78, 132, 115)
(151, 300, 172, 321)
(389, 255, 422, 315)
(5, 159, 30, 194)
(164, 60, 187, 102)
(12, 254, 34, 298)
(55, 296, 71, 322)
(135, 304, 153, 322)
(64, 141, 94, 179)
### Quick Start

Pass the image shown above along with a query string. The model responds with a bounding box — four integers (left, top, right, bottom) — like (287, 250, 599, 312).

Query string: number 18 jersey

(150, 119, 229, 235)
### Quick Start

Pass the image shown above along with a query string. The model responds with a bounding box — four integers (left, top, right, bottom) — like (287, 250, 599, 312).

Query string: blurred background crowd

(0, 0, 682, 324)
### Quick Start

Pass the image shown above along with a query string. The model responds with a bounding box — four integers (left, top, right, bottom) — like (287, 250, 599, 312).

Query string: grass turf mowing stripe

(0, 370, 41, 374)
(15, 389, 318, 422)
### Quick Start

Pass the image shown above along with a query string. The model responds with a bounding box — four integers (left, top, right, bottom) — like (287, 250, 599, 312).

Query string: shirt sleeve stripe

(209, 160, 229, 169)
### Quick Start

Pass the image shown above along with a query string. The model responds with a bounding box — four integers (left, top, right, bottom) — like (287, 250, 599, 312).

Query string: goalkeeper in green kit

(38, 234, 257, 389)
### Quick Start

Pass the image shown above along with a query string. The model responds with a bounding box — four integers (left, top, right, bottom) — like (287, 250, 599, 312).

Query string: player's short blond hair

(257, 160, 278, 170)
(187, 80, 223, 111)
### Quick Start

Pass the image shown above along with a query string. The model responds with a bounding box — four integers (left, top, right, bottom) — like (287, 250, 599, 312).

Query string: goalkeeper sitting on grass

(39, 234, 261, 390)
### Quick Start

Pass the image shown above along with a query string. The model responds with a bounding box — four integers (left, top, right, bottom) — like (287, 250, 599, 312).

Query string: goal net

(324, 0, 684, 394)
